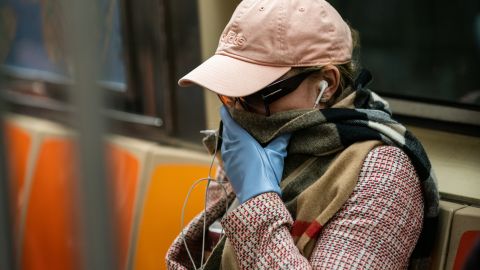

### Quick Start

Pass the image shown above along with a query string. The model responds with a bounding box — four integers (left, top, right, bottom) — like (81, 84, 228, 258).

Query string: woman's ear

(319, 65, 340, 102)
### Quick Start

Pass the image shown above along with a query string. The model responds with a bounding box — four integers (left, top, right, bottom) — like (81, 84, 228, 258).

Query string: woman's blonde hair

(333, 26, 360, 101)
(293, 25, 361, 105)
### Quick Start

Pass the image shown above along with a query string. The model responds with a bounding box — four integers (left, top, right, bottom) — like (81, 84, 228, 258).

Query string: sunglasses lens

(218, 95, 267, 114)
(242, 95, 264, 109)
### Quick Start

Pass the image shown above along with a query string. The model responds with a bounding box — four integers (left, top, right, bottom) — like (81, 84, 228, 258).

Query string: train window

(169, 0, 207, 142)
(1, 0, 69, 81)
(0, 0, 126, 90)
(98, 0, 127, 91)
(124, 0, 206, 143)
(0, 0, 206, 144)
(331, 0, 480, 132)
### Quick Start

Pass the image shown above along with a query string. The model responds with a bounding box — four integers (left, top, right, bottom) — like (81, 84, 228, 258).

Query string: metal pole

(0, 67, 16, 270)
(62, 0, 117, 269)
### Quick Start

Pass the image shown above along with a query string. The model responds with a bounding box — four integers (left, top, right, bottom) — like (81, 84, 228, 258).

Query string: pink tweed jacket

(166, 146, 424, 269)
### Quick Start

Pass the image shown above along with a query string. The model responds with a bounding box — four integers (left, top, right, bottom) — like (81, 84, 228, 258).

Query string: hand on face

(220, 106, 291, 203)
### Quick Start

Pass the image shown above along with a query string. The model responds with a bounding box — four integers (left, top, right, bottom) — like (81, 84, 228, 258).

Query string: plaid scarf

(205, 88, 439, 269)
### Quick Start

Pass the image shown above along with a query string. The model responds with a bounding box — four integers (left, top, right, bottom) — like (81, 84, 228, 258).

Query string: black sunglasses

(219, 69, 318, 116)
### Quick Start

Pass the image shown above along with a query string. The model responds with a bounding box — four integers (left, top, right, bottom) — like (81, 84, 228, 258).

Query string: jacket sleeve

(221, 146, 424, 270)
(221, 192, 312, 269)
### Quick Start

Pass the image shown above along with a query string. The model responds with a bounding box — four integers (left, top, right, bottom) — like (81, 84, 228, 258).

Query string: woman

(167, 0, 439, 269)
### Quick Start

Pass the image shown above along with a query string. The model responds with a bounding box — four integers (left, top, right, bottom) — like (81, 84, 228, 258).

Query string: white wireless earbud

(313, 80, 328, 108)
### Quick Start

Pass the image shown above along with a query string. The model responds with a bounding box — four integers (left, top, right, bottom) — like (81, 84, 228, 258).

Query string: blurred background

(0, 0, 479, 269)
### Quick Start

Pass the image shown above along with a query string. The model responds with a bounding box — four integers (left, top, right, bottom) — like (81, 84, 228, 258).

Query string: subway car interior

(0, 0, 479, 269)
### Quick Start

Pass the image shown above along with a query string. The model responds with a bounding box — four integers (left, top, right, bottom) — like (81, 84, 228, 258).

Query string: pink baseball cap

(179, 0, 353, 97)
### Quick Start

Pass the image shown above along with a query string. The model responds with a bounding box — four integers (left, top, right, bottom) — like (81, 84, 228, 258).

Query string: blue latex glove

(220, 106, 291, 203)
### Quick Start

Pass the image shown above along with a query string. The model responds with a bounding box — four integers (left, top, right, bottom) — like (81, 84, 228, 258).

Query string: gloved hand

(220, 106, 291, 204)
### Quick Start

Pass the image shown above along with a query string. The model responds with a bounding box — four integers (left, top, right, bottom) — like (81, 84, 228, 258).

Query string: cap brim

(178, 54, 290, 97)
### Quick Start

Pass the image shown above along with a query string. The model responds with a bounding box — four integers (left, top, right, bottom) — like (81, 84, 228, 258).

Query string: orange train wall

(4, 114, 214, 270)
(4, 113, 480, 270)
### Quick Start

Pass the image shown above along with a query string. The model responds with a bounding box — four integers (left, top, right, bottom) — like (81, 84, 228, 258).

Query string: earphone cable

(180, 129, 228, 269)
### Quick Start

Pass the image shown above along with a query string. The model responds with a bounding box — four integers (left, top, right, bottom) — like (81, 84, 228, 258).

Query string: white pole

(0, 68, 16, 270)
(62, 0, 117, 269)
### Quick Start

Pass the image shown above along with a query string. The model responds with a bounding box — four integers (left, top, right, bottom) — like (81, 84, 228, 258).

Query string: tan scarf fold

(219, 140, 382, 269)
